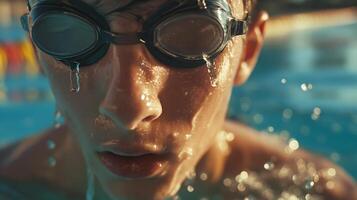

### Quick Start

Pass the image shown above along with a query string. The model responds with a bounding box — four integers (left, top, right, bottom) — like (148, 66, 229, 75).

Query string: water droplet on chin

(70, 63, 81, 93)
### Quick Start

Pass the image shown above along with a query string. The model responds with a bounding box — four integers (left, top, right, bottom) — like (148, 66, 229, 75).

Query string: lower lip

(97, 152, 167, 179)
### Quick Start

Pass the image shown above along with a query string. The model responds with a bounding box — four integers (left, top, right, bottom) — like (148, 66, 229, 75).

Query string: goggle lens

(155, 14, 224, 59)
(32, 13, 97, 57)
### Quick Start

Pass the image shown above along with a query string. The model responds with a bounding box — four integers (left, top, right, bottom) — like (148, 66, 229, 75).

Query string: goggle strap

(102, 31, 142, 45)
(20, 14, 30, 32)
(231, 20, 248, 36)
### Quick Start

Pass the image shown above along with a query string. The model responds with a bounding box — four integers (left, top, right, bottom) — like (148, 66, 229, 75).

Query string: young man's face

(33, 0, 264, 199)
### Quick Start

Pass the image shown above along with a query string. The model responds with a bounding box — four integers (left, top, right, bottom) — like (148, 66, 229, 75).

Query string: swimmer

(1, 0, 356, 199)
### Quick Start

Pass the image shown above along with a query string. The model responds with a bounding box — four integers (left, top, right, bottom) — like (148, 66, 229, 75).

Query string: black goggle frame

(22, 0, 248, 68)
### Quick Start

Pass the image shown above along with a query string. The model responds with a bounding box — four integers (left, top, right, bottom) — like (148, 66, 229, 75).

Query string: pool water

(229, 22, 357, 179)
(0, 22, 356, 181)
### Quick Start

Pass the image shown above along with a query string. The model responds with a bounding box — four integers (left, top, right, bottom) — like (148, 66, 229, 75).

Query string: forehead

(82, 0, 166, 13)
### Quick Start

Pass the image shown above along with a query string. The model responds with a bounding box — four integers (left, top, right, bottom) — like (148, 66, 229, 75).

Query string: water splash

(281, 78, 287, 84)
(311, 107, 321, 120)
(70, 63, 81, 93)
(282, 108, 293, 120)
(86, 168, 95, 200)
(301, 83, 313, 92)
(202, 54, 218, 87)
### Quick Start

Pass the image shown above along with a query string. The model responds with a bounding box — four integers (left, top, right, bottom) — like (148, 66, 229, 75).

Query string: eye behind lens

(154, 13, 224, 60)
(32, 12, 98, 58)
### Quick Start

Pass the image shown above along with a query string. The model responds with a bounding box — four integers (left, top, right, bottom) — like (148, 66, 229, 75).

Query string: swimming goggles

(21, 0, 248, 68)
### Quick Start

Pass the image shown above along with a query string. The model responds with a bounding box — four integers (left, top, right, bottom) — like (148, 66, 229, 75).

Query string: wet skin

(0, 0, 357, 200)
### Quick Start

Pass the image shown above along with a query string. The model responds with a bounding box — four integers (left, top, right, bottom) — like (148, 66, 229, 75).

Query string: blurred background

(0, 0, 356, 180)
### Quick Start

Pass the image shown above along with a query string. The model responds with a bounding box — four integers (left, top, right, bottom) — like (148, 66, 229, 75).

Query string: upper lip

(96, 140, 165, 157)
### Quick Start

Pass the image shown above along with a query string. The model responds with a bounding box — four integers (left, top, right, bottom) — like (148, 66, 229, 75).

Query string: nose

(99, 45, 163, 130)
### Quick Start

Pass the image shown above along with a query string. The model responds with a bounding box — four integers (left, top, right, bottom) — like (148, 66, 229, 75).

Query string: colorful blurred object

(0, 0, 39, 78)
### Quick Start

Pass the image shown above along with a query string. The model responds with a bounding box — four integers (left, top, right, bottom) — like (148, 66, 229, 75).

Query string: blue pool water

(0, 22, 356, 180)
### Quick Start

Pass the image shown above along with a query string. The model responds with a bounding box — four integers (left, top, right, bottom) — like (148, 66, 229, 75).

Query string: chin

(105, 181, 180, 200)
(96, 165, 187, 200)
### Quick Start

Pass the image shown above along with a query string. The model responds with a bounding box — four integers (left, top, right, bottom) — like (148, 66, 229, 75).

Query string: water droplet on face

(187, 170, 196, 180)
(48, 156, 56, 167)
(202, 54, 218, 87)
(263, 162, 275, 171)
(223, 178, 232, 187)
(54, 109, 63, 128)
(326, 181, 335, 190)
(327, 168, 336, 177)
(70, 63, 81, 93)
(171, 195, 180, 200)
(225, 132, 235, 142)
(178, 147, 194, 160)
(185, 134, 192, 140)
(305, 194, 312, 200)
(47, 140, 56, 150)
(173, 132, 179, 138)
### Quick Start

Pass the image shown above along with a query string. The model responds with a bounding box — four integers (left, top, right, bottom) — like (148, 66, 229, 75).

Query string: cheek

(37, 52, 105, 120)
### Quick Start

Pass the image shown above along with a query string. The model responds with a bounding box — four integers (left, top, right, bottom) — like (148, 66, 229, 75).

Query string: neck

(195, 130, 231, 184)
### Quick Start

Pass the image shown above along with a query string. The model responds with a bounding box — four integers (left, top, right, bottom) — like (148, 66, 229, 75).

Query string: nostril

(143, 115, 158, 122)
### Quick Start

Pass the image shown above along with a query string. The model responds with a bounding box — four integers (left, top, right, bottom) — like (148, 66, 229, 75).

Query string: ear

(234, 11, 269, 86)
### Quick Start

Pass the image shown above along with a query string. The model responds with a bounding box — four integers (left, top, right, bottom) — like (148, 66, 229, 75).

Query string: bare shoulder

(0, 125, 86, 198)
(0, 126, 70, 181)
(220, 120, 357, 200)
